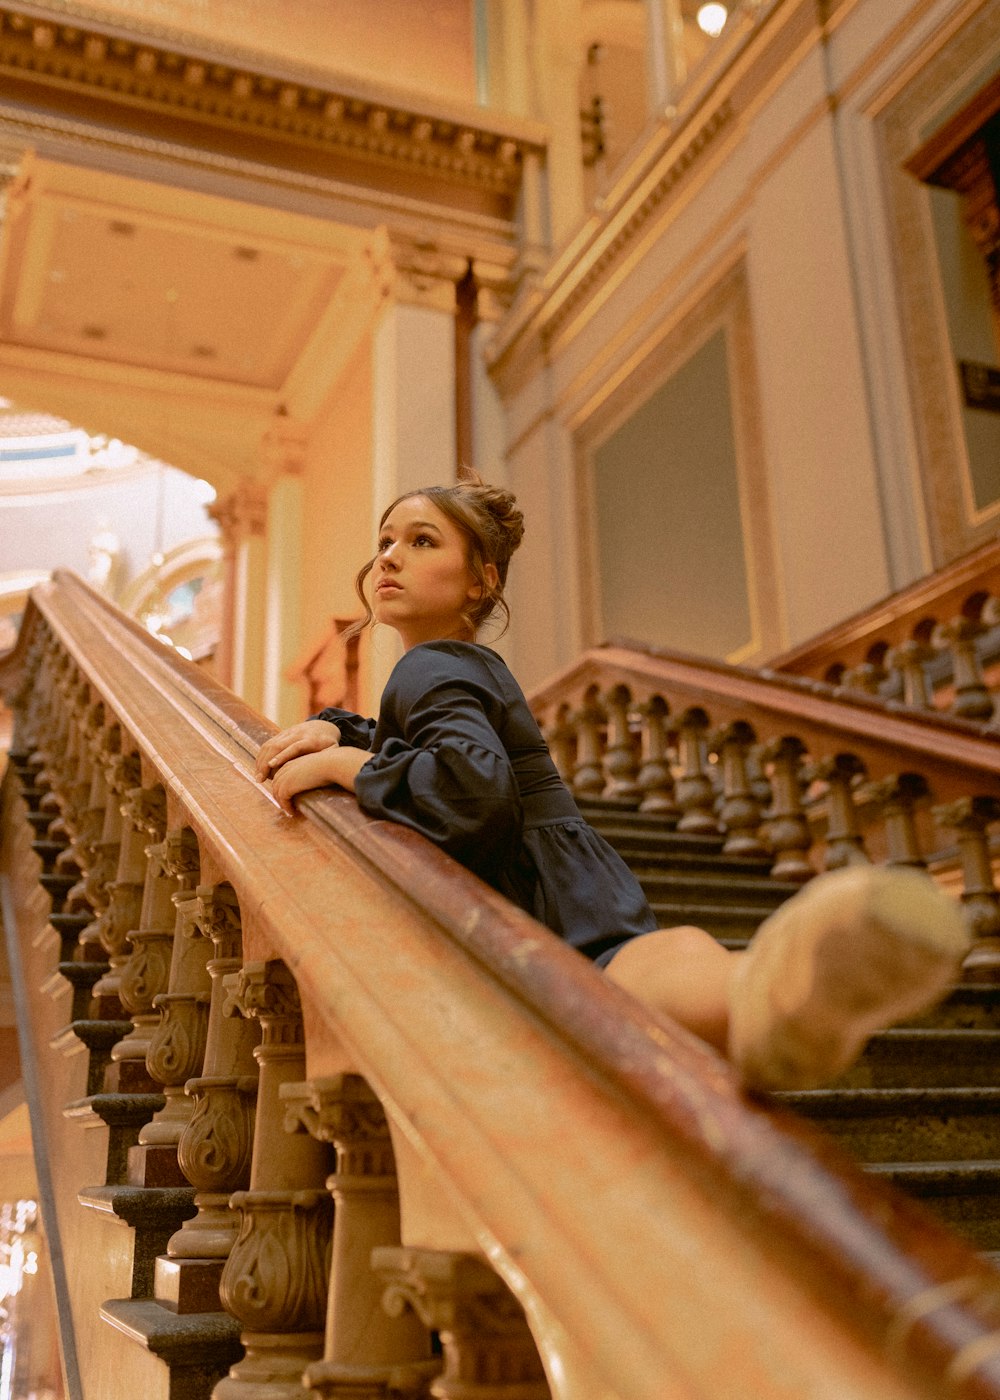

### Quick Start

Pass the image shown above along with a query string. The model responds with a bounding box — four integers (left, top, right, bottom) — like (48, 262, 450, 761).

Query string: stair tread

(778, 1086, 1000, 1111)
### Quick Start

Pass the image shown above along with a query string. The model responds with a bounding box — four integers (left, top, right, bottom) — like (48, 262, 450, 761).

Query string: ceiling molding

(0, 3, 544, 203)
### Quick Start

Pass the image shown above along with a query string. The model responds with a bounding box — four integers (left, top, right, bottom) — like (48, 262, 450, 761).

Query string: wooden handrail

(766, 536, 1000, 678)
(7, 574, 1000, 1399)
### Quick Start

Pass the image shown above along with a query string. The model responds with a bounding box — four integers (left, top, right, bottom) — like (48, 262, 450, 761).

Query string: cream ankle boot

(728, 865, 970, 1092)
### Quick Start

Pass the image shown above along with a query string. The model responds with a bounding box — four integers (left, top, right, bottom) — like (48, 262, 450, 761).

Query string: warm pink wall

(84, 0, 477, 104)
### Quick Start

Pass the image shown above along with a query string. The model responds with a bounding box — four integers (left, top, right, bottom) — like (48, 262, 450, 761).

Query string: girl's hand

(255, 720, 342, 781)
(269, 745, 371, 815)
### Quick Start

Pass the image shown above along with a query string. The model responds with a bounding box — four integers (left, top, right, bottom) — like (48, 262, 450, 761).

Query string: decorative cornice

(0, 4, 542, 198)
(540, 101, 734, 349)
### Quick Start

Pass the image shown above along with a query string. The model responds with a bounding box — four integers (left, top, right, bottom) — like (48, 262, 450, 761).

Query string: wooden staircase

(582, 798, 1000, 1258)
(11, 573, 1000, 1400)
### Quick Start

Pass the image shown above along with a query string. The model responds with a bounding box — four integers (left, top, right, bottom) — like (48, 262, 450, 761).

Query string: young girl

(254, 476, 969, 1091)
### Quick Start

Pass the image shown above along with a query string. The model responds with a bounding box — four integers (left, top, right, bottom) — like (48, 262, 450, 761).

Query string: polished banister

(6, 575, 1000, 1399)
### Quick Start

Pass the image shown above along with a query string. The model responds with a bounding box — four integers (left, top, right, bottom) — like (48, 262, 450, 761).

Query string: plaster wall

(497, 0, 984, 685)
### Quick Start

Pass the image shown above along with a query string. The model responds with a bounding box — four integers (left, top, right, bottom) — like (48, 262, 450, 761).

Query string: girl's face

(371, 496, 495, 649)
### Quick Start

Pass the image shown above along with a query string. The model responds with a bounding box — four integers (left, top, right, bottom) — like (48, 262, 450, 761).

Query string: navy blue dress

(317, 640, 657, 963)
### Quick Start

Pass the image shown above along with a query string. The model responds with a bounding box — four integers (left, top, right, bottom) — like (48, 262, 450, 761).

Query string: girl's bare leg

(604, 867, 971, 1091)
(604, 926, 739, 1053)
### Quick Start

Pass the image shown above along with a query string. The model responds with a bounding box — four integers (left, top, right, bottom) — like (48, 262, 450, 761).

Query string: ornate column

(374, 1250, 550, 1399)
(215, 961, 333, 1399)
(209, 479, 269, 712)
(157, 884, 259, 1314)
(260, 420, 308, 728)
(282, 1076, 435, 1399)
(367, 231, 465, 699)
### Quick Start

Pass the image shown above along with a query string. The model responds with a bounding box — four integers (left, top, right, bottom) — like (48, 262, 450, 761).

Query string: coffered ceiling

(0, 153, 378, 490)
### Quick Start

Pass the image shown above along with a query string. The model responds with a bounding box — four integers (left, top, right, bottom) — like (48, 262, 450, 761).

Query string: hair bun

(459, 471, 524, 560)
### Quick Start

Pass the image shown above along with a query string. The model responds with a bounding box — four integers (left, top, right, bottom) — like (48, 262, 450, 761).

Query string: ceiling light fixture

(696, 2, 728, 37)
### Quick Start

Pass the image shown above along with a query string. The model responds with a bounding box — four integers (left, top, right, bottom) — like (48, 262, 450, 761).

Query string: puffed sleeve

(313, 707, 377, 751)
(353, 647, 523, 879)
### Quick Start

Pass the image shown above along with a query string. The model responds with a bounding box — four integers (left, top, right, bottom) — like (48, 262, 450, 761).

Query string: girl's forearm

(320, 745, 372, 792)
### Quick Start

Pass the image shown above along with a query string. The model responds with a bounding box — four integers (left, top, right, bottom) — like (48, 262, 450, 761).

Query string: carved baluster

(282, 1076, 436, 1399)
(674, 709, 719, 834)
(114, 824, 205, 1178)
(61, 702, 110, 919)
(935, 618, 994, 720)
(570, 688, 606, 799)
(542, 703, 575, 785)
(761, 737, 813, 882)
(709, 722, 767, 858)
(53, 694, 100, 882)
(374, 1250, 550, 1399)
(840, 662, 885, 697)
(886, 641, 934, 709)
(215, 960, 333, 1399)
(933, 798, 1000, 980)
(88, 751, 148, 1025)
(601, 685, 640, 805)
(861, 774, 930, 868)
(807, 754, 870, 869)
(103, 790, 175, 1093)
(73, 723, 126, 968)
(636, 695, 677, 816)
(158, 885, 259, 1314)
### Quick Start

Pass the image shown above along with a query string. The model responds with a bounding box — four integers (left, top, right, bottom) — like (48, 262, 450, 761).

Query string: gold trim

(0, 3, 543, 197)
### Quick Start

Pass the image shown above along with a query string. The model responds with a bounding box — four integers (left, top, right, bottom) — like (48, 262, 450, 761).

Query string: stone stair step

(647, 901, 766, 942)
(834, 1029, 1000, 1089)
(100, 1298, 242, 1399)
(638, 869, 798, 907)
(77, 1186, 197, 1298)
(905, 984, 1000, 1031)
(776, 1087, 1000, 1163)
(864, 1160, 1000, 1250)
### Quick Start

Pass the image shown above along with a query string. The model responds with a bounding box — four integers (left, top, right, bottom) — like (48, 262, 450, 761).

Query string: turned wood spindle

(673, 709, 719, 835)
(933, 797, 1000, 981)
(570, 688, 606, 799)
(709, 722, 767, 858)
(761, 736, 813, 882)
(636, 695, 677, 816)
(807, 754, 870, 870)
(601, 685, 640, 805)
(861, 774, 930, 868)
(542, 702, 576, 785)
(935, 617, 994, 721)
(886, 640, 934, 710)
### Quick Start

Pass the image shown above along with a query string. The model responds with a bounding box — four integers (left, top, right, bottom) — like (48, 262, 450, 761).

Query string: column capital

(366, 229, 469, 314)
(208, 477, 267, 548)
(259, 417, 309, 482)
